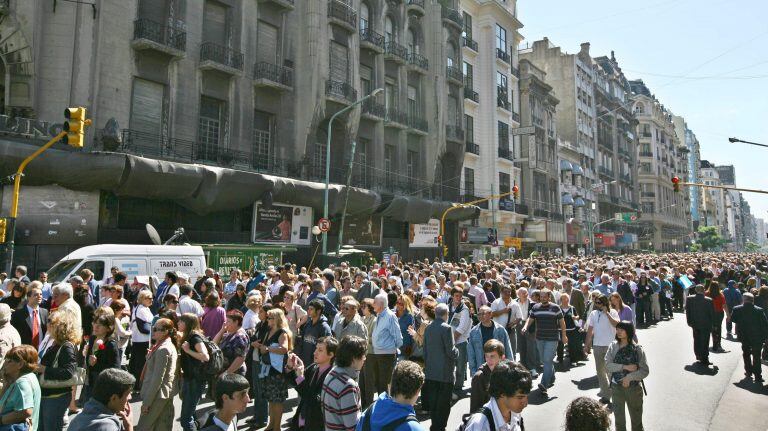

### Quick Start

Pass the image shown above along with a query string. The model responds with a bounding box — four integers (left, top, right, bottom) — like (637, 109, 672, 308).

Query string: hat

(176, 272, 190, 281)
(69, 275, 84, 284)
(0, 304, 11, 323)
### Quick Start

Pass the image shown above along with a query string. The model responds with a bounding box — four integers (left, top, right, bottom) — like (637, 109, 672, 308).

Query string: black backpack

(361, 403, 418, 431)
(458, 407, 497, 431)
(197, 338, 225, 377)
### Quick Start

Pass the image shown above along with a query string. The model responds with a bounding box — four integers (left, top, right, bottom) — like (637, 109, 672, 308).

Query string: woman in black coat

(35, 311, 80, 431)
(82, 314, 121, 402)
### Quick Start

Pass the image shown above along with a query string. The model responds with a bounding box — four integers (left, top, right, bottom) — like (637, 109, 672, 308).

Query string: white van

(46, 244, 207, 285)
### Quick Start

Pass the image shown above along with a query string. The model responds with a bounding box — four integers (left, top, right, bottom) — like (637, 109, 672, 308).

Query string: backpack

(197, 338, 225, 377)
(360, 404, 417, 431)
(458, 407, 496, 431)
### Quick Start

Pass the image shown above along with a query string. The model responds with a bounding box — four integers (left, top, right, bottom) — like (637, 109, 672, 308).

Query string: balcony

(512, 112, 521, 123)
(385, 107, 408, 128)
(462, 36, 478, 52)
(496, 49, 511, 64)
(253, 62, 293, 90)
(465, 142, 480, 155)
(498, 147, 513, 161)
(0, 0, 8, 15)
(618, 147, 631, 158)
(641, 131, 652, 138)
(326, 80, 357, 104)
(641, 191, 656, 198)
(257, 0, 295, 10)
(446, 125, 465, 143)
(464, 87, 479, 103)
(406, 0, 425, 14)
(407, 113, 428, 134)
(639, 151, 653, 157)
(361, 98, 386, 119)
(441, 7, 463, 30)
(407, 52, 429, 73)
(328, 0, 357, 32)
(384, 41, 408, 63)
(497, 96, 511, 111)
(511, 66, 520, 79)
(132, 19, 186, 57)
(598, 166, 614, 177)
(598, 138, 613, 151)
(446, 65, 464, 85)
(359, 28, 385, 53)
(620, 173, 632, 183)
(199, 42, 243, 74)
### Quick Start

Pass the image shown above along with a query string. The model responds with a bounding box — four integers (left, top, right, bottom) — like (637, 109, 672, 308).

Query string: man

(467, 276, 488, 311)
(69, 275, 94, 307)
(287, 336, 338, 431)
(365, 292, 403, 403)
(422, 304, 458, 431)
(514, 287, 538, 378)
(11, 282, 48, 348)
(298, 299, 333, 367)
(53, 283, 82, 332)
(356, 279, 381, 303)
(357, 360, 425, 431)
(0, 304, 21, 365)
(649, 269, 662, 322)
(470, 339, 507, 412)
(462, 360, 531, 431)
(521, 289, 567, 397)
(468, 306, 513, 376)
(562, 278, 585, 320)
(583, 294, 619, 404)
(731, 292, 768, 381)
(267, 270, 284, 299)
(154, 272, 179, 309)
(178, 284, 204, 317)
(333, 298, 368, 341)
(595, 274, 613, 297)
(723, 280, 743, 338)
(490, 285, 521, 360)
(69, 368, 135, 431)
(14, 265, 30, 285)
(105, 266, 119, 286)
(200, 373, 251, 431)
(223, 269, 241, 302)
(322, 335, 367, 431)
(634, 273, 653, 327)
(38, 271, 53, 302)
(658, 268, 675, 319)
(80, 268, 99, 305)
(307, 279, 338, 323)
(448, 284, 471, 398)
(195, 268, 215, 294)
(686, 284, 715, 365)
(324, 271, 339, 307)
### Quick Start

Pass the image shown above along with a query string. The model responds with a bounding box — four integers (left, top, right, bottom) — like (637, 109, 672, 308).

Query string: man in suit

(685, 284, 715, 365)
(11, 282, 47, 349)
(731, 292, 768, 382)
(423, 303, 458, 431)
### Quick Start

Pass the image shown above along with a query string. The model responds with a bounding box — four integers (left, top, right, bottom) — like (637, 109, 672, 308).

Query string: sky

(518, 0, 768, 223)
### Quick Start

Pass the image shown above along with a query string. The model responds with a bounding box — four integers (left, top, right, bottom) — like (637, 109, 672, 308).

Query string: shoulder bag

(38, 342, 86, 389)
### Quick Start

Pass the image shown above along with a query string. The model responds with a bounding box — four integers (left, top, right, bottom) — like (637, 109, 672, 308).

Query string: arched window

(447, 41, 457, 68)
(385, 16, 395, 43)
(407, 28, 418, 54)
(360, 3, 370, 32)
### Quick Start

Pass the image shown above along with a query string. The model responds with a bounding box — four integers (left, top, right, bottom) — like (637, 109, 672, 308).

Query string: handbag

(38, 342, 87, 389)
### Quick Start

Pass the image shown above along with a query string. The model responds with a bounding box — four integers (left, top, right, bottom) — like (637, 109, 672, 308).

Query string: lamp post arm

(439, 191, 515, 261)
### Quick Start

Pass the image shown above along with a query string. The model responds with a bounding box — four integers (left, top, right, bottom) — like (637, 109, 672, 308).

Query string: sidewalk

(708, 354, 768, 431)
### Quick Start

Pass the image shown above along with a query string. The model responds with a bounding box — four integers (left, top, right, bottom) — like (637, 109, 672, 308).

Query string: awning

(559, 160, 573, 171)
(574, 197, 586, 207)
(562, 193, 575, 205)
(572, 164, 585, 176)
(378, 196, 480, 224)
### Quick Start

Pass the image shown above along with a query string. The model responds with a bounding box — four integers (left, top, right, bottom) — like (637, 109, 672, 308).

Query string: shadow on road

(527, 390, 558, 406)
(683, 363, 719, 376)
(733, 377, 768, 395)
(571, 375, 599, 391)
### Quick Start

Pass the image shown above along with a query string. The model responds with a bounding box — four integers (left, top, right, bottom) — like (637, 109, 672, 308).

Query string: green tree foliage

(745, 241, 760, 252)
(697, 226, 725, 251)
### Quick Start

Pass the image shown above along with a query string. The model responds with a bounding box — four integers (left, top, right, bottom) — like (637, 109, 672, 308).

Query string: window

(463, 13, 473, 40)
(360, 65, 373, 96)
(408, 85, 418, 117)
(329, 41, 349, 82)
(463, 62, 473, 88)
(497, 72, 508, 93)
(203, 0, 228, 45)
(313, 141, 327, 177)
(498, 121, 509, 149)
(447, 42, 457, 68)
(465, 115, 474, 143)
(407, 29, 417, 54)
(499, 172, 511, 195)
(495, 24, 507, 53)
(257, 20, 279, 64)
(642, 202, 655, 213)
(198, 96, 224, 160)
(407, 150, 418, 182)
(385, 81, 397, 111)
(253, 110, 273, 167)
(355, 138, 369, 186)
(130, 78, 164, 135)
(464, 168, 475, 196)
(360, 3, 370, 31)
(385, 16, 395, 43)
(384, 145, 395, 185)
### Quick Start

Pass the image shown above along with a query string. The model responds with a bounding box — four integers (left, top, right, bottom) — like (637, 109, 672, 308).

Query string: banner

(409, 219, 440, 248)
(503, 237, 522, 249)
(460, 226, 497, 244)
(330, 214, 382, 247)
(252, 203, 312, 245)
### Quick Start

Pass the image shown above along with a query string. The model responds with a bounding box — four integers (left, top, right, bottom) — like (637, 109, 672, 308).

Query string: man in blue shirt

(595, 274, 613, 297)
(723, 280, 743, 338)
(363, 292, 403, 408)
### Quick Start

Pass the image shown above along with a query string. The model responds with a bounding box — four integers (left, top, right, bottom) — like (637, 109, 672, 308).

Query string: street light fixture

(322, 88, 384, 256)
(729, 137, 766, 148)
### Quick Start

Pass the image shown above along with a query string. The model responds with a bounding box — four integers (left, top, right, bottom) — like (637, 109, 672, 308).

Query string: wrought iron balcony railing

(133, 18, 187, 52)
(200, 42, 243, 70)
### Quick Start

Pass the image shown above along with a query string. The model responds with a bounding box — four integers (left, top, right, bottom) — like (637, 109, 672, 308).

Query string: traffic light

(437, 235, 443, 245)
(672, 176, 680, 192)
(63, 107, 91, 148)
(0, 218, 6, 243)
(512, 184, 519, 200)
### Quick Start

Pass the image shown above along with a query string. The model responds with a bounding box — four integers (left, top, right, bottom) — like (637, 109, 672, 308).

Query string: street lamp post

(322, 88, 383, 256)
(729, 137, 766, 148)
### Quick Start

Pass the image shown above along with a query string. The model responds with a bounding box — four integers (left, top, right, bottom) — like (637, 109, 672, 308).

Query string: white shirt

(130, 304, 153, 343)
(491, 297, 521, 328)
(463, 397, 523, 431)
(179, 296, 204, 317)
(515, 299, 531, 320)
(449, 301, 472, 344)
(212, 415, 236, 431)
(166, 283, 180, 299)
(586, 309, 620, 347)
(243, 309, 260, 331)
(268, 279, 284, 298)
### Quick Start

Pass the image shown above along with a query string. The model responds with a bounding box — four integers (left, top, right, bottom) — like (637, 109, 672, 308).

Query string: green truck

(198, 244, 296, 279)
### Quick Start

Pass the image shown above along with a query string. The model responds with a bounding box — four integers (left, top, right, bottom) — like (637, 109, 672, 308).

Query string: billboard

(409, 219, 440, 248)
(330, 214, 382, 247)
(252, 203, 312, 245)
(460, 226, 498, 245)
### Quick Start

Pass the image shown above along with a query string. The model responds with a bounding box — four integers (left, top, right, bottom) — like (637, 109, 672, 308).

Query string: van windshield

(47, 259, 83, 284)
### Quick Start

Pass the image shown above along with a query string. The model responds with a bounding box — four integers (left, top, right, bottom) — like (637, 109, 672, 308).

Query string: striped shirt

(529, 303, 563, 341)
(321, 366, 361, 431)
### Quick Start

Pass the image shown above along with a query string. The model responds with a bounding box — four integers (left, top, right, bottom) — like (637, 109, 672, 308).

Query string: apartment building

(673, 115, 702, 230)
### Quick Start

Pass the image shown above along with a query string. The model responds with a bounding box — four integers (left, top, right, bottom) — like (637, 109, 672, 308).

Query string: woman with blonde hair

(253, 308, 293, 431)
(243, 293, 262, 331)
(137, 317, 179, 430)
(282, 290, 307, 337)
(129, 289, 154, 385)
(395, 294, 415, 358)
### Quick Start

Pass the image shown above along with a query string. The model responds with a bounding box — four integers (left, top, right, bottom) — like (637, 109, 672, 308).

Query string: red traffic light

(512, 185, 519, 193)
(437, 235, 443, 244)
(671, 176, 680, 184)
(672, 176, 680, 192)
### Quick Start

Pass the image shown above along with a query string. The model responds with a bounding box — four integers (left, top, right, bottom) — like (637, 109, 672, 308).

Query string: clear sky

(518, 0, 768, 223)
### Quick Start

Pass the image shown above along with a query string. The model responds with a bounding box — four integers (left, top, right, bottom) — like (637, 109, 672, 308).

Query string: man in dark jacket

(686, 284, 715, 365)
(298, 299, 333, 367)
(731, 292, 768, 382)
(469, 339, 506, 412)
(422, 303, 458, 431)
(11, 283, 47, 347)
(288, 336, 338, 430)
(307, 279, 338, 323)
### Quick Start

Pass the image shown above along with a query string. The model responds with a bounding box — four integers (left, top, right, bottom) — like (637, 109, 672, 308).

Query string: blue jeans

(454, 342, 468, 392)
(0, 424, 28, 431)
(251, 362, 268, 424)
(536, 339, 558, 387)
(180, 378, 207, 431)
(39, 393, 71, 431)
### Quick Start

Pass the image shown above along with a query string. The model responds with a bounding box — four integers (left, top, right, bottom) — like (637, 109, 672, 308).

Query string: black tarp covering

(377, 195, 480, 223)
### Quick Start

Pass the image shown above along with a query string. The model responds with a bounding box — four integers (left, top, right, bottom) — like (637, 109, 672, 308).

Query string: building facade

(672, 115, 702, 230)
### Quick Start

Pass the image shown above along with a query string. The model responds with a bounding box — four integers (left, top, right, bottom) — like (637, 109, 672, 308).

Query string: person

(1, 280, 26, 311)
(109, 301, 131, 366)
(514, 288, 537, 377)
(522, 288, 567, 397)
(297, 299, 332, 368)
(224, 270, 242, 303)
(558, 293, 583, 366)
(395, 295, 416, 358)
(490, 285, 521, 360)
(226, 284, 247, 313)
(467, 306, 513, 376)
(583, 294, 619, 404)
(213, 311, 249, 377)
(283, 291, 307, 337)
(306, 279, 338, 322)
(199, 373, 251, 431)
(286, 336, 338, 431)
(13, 266, 30, 285)
(706, 281, 726, 352)
(731, 292, 768, 382)
(179, 284, 204, 317)
(365, 292, 403, 403)
(201, 292, 227, 340)
(136, 318, 179, 430)
(128, 289, 153, 385)
(0, 345, 41, 430)
(634, 274, 653, 327)
(357, 360, 425, 431)
(178, 313, 210, 431)
(82, 314, 120, 402)
(247, 304, 272, 429)
(461, 360, 531, 431)
(447, 286, 471, 398)
(253, 308, 293, 431)
(605, 321, 649, 431)
(36, 310, 80, 431)
(321, 335, 367, 431)
(406, 296, 436, 364)
(51, 283, 82, 333)
(69, 368, 135, 431)
(469, 339, 506, 412)
(422, 303, 457, 431)
(685, 284, 715, 365)
(723, 280, 743, 339)
(563, 396, 611, 431)
(11, 283, 48, 349)
(333, 298, 368, 342)
(243, 294, 262, 331)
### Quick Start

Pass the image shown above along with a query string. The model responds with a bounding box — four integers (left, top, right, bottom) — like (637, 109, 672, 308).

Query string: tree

(696, 226, 725, 251)
(745, 241, 760, 253)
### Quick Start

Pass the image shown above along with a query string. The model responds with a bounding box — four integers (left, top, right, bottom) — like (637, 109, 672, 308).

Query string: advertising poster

(409, 219, 440, 248)
(331, 214, 382, 247)
(252, 203, 312, 245)
(460, 226, 498, 244)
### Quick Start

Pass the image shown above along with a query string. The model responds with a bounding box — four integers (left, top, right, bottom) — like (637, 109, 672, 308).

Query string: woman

(213, 311, 249, 377)
(36, 311, 80, 431)
(558, 293, 583, 365)
(606, 321, 649, 431)
(610, 292, 636, 328)
(247, 304, 273, 429)
(407, 295, 436, 364)
(564, 396, 611, 431)
(253, 308, 292, 431)
(0, 345, 40, 430)
(129, 289, 153, 385)
(282, 291, 307, 338)
(201, 292, 226, 340)
(137, 318, 179, 431)
(226, 284, 247, 313)
(706, 281, 726, 351)
(109, 301, 132, 366)
(395, 294, 415, 358)
(0, 280, 25, 311)
(358, 297, 377, 408)
(178, 313, 210, 431)
(243, 294, 262, 331)
(82, 314, 120, 402)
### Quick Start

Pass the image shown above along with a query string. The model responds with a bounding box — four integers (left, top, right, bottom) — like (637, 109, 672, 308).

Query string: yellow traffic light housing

(64, 107, 91, 148)
(0, 218, 6, 243)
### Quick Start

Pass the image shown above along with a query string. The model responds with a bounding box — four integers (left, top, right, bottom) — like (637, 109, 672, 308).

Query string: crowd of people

(0, 251, 764, 431)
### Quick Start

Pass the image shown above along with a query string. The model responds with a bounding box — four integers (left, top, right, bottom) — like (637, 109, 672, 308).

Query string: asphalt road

(70, 311, 767, 430)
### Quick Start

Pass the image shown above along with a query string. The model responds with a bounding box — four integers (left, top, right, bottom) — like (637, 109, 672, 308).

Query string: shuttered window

(203, 0, 227, 45)
(198, 96, 223, 160)
(130, 78, 164, 136)
(329, 41, 349, 83)
(253, 110, 273, 168)
(257, 20, 279, 64)
(138, 0, 168, 22)
(407, 85, 417, 117)
(360, 65, 372, 95)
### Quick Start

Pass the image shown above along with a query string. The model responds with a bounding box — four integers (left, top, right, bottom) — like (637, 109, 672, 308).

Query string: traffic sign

(615, 212, 638, 223)
(584, 238, 591, 245)
(318, 218, 331, 232)
(511, 126, 536, 136)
